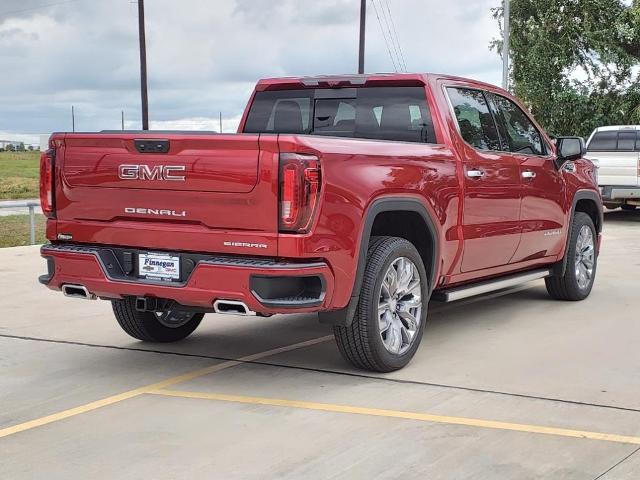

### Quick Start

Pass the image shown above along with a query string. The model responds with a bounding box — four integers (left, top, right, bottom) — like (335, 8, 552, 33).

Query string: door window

(488, 94, 546, 156)
(447, 87, 501, 151)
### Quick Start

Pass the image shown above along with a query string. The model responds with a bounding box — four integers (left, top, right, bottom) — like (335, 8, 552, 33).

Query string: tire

(112, 297, 204, 342)
(621, 204, 637, 211)
(545, 212, 597, 301)
(333, 236, 429, 372)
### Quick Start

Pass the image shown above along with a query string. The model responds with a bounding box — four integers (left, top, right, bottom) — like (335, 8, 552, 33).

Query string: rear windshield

(243, 86, 436, 144)
(588, 130, 640, 152)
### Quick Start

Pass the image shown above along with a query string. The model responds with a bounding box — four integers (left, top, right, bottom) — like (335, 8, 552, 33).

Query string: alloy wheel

(378, 257, 423, 355)
(574, 225, 595, 290)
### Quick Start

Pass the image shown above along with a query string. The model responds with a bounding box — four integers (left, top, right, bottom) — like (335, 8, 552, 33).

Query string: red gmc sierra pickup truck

(39, 73, 602, 372)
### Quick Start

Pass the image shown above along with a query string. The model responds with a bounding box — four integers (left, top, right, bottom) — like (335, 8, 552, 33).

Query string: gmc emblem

(118, 164, 186, 181)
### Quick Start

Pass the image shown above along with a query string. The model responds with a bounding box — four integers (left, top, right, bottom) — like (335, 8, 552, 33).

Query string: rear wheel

(112, 297, 203, 342)
(545, 212, 597, 301)
(621, 204, 637, 211)
(334, 236, 428, 372)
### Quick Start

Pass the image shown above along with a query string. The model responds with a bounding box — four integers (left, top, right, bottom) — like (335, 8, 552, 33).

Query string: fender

(319, 197, 440, 326)
(555, 189, 603, 277)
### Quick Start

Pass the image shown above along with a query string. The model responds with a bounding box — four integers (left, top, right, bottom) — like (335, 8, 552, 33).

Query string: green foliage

(492, 0, 640, 137)
(0, 214, 46, 248)
(0, 151, 41, 200)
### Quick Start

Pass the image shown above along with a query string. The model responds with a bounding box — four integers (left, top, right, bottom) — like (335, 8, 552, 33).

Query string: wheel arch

(319, 197, 440, 326)
(574, 190, 603, 233)
(556, 189, 603, 276)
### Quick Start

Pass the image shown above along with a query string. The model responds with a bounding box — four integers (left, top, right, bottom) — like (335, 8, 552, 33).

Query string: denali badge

(544, 229, 562, 237)
(224, 241, 268, 249)
(125, 207, 186, 217)
(118, 164, 186, 181)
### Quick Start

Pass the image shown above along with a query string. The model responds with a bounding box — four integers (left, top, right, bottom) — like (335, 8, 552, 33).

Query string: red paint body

(40, 74, 601, 314)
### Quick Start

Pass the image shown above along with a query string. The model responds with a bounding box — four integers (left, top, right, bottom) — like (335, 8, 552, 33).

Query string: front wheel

(545, 212, 597, 301)
(112, 297, 204, 342)
(334, 236, 428, 372)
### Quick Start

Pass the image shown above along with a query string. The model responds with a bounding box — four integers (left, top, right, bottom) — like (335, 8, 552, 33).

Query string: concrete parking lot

(0, 210, 639, 479)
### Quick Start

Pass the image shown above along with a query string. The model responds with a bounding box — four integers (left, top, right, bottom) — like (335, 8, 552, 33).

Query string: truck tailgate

(53, 133, 279, 254)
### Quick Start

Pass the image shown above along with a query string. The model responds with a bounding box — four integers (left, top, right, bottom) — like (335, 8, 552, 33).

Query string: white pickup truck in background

(586, 125, 640, 211)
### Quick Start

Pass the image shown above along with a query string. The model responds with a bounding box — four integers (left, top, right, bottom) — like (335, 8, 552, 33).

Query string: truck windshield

(244, 86, 436, 144)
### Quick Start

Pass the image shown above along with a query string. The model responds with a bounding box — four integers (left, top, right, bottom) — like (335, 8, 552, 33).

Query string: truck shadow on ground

(125, 283, 564, 374)
(603, 210, 640, 223)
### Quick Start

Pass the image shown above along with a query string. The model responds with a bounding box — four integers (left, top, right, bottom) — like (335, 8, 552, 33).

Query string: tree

(492, 0, 640, 137)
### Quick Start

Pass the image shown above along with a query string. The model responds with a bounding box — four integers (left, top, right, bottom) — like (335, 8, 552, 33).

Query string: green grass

(0, 151, 40, 200)
(0, 214, 47, 248)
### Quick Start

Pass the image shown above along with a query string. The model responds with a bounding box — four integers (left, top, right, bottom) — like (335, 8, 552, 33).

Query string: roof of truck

(592, 125, 640, 132)
(254, 73, 502, 92)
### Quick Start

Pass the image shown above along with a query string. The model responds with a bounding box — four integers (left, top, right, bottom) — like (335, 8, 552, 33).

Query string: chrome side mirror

(554, 136, 587, 169)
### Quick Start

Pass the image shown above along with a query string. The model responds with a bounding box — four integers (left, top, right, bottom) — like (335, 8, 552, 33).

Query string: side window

(617, 131, 637, 151)
(488, 94, 546, 156)
(588, 131, 618, 151)
(586, 131, 640, 152)
(446, 87, 500, 151)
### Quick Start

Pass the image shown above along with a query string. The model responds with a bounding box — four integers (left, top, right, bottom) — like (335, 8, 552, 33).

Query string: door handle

(522, 170, 537, 179)
(467, 169, 485, 179)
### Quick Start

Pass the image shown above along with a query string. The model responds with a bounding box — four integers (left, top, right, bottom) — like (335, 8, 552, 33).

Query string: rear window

(243, 86, 436, 143)
(588, 130, 639, 152)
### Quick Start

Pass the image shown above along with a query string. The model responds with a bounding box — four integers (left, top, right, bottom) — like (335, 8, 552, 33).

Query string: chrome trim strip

(434, 269, 552, 302)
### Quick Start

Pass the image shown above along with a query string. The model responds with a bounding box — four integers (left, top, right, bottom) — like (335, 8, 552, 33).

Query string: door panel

(513, 155, 567, 262)
(591, 151, 640, 187)
(445, 86, 522, 273)
(484, 91, 565, 262)
(461, 150, 522, 272)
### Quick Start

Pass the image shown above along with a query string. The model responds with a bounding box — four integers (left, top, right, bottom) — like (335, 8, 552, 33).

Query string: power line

(0, 0, 84, 18)
(370, 0, 398, 72)
(382, 0, 407, 71)
(377, 0, 403, 72)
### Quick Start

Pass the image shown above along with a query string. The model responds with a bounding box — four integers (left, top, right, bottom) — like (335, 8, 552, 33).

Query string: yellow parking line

(150, 389, 640, 446)
(0, 335, 332, 439)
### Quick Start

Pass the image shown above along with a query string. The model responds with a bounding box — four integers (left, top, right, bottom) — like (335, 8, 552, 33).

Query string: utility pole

(502, 0, 510, 91)
(121, 110, 125, 130)
(138, 0, 149, 130)
(358, 0, 366, 74)
(71, 105, 75, 132)
(219, 112, 223, 133)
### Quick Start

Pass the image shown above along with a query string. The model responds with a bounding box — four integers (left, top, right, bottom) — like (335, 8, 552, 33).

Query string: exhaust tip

(213, 300, 254, 316)
(62, 284, 96, 300)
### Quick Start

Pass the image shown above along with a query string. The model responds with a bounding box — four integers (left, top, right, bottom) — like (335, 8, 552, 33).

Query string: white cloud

(0, 0, 503, 139)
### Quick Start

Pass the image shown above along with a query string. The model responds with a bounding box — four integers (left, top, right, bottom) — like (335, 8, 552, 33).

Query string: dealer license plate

(138, 252, 181, 282)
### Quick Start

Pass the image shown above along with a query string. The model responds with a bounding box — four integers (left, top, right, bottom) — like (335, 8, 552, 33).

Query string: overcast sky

(0, 0, 503, 145)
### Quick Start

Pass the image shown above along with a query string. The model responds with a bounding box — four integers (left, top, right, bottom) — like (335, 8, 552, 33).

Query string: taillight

(39, 149, 55, 218)
(279, 153, 321, 233)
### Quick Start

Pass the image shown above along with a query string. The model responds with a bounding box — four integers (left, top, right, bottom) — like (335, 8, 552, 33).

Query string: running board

(432, 269, 552, 303)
